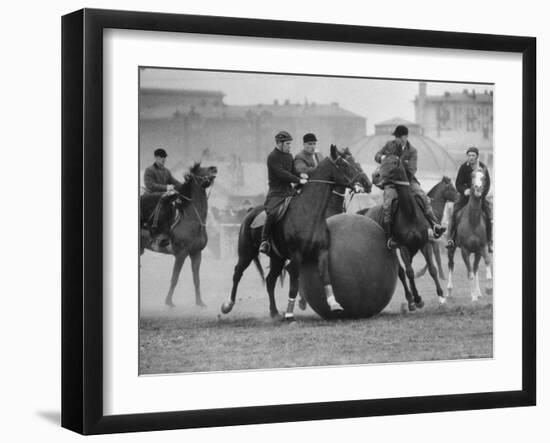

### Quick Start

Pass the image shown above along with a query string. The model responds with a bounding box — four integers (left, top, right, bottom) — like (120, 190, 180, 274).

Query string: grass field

(139, 248, 493, 375)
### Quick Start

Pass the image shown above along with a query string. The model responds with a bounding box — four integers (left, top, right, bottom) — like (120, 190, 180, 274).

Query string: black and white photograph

(138, 68, 495, 375)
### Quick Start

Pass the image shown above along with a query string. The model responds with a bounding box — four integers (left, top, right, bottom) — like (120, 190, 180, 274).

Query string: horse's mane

(176, 162, 202, 198)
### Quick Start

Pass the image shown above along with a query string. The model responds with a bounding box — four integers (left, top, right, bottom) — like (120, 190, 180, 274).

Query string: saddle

(141, 191, 184, 233)
(250, 196, 293, 229)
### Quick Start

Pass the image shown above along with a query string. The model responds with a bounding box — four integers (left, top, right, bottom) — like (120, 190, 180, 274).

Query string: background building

(140, 87, 367, 167)
(413, 82, 494, 166)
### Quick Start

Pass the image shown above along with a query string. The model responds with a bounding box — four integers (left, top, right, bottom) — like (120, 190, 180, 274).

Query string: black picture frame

(61, 8, 536, 435)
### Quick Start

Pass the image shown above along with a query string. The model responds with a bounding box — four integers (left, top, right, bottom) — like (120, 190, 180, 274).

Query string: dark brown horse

(446, 168, 492, 301)
(140, 163, 217, 307)
(367, 155, 444, 310)
(415, 176, 459, 280)
(221, 145, 371, 320)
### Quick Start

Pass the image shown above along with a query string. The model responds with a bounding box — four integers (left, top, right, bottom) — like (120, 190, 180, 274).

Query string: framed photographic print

(62, 8, 536, 435)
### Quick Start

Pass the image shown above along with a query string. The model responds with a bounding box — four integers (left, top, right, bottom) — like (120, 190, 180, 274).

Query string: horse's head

(471, 168, 485, 198)
(329, 145, 372, 193)
(185, 162, 218, 189)
(372, 155, 406, 189)
(441, 176, 460, 202)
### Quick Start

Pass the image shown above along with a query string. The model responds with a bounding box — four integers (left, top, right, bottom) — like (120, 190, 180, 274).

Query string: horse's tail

(238, 205, 265, 282)
(253, 256, 265, 285)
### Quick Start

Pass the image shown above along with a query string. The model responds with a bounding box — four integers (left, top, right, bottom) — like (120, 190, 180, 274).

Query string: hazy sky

(141, 68, 494, 134)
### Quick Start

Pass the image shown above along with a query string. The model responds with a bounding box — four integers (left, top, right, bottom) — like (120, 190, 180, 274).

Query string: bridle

(307, 153, 365, 188)
(174, 171, 217, 227)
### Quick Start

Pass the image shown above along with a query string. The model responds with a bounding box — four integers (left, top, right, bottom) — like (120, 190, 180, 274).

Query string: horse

(366, 155, 445, 310)
(446, 168, 492, 302)
(221, 145, 371, 320)
(140, 162, 218, 308)
(415, 176, 459, 280)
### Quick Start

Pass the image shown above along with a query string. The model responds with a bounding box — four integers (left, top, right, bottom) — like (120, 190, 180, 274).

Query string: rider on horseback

(446, 147, 493, 253)
(143, 148, 182, 250)
(375, 125, 446, 250)
(259, 131, 307, 254)
(294, 133, 323, 175)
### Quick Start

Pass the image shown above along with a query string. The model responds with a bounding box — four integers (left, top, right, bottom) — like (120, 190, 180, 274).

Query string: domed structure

(352, 117, 457, 182)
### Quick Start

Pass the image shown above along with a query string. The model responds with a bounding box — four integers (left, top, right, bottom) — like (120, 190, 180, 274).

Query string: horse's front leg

(473, 252, 483, 300)
(165, 250, 188, 307)
(434, 241, 446, 280)
(317, 249, 343, 313)
(266, 257, 285, 318)
(446, 245, 456, 298)
(397, 263, 415, 311)
(482, 248, 493, 295)
(460, 248, 476, 302)
(399, 248, 420, 312)
(283, 259, 300, 322)
(421, 243, 444, 304)
(190, 251, 206, 308)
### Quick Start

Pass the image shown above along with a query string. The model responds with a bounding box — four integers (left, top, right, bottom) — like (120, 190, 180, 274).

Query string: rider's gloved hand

(464, 189, 471, 196)
(299, 178, 308, 185)
(166, 184, 175, 192)
(354, 183, 364, 193)
(300, 173, 309, 179)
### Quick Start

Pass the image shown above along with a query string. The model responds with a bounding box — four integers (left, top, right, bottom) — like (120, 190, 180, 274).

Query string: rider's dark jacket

(455, 161, 491, 199)
(374, 139, 419, 183)
(265, 147, 301, 212)
(144, 163, 181, 193)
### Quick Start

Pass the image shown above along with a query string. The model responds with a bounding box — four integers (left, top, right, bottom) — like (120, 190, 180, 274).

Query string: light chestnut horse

(446, 168, 493, 302)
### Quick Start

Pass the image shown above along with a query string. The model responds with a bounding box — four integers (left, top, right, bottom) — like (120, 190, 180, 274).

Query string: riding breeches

(261, 192, 287, 242)
(410, 182, 438, 224)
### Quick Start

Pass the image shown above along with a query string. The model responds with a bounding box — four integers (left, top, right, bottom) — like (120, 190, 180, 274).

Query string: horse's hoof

(196, 301, 207, 309)
(415, 300, 425, 309)
(221, 301, 234, 314)
(439, 296, 447, 305)
(329, 301, 344, 312)
(270, 310, 281, 319)
(408, 303, 416, 312)
(298, 298, 307, 310)
(282, 315, 296, 323)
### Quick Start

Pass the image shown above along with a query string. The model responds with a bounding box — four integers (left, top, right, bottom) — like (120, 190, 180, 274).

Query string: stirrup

(386, 237, 398, 250)
(433, 224, 446, 238)
(446, 239, 455, 249)
(259, 241, 270, 254)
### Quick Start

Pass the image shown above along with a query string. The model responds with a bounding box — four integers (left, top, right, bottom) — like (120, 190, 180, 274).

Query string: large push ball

(299, 214, 399, 319)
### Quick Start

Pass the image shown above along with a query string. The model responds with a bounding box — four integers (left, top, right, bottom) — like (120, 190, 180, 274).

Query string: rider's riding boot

(259, 216, 272, 254)
(425, 207, 446, 238)
(446, 213, 457, 249)
(384, 220, 398, 250)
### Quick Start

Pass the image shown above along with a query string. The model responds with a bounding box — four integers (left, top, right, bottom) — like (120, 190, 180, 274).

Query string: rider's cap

(466, 146, 479, 156)
(154, 148, 168, 158)
(303, 133, 317, 143)
(392, 125, 409, 137)
(275, 131, 293, 142)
